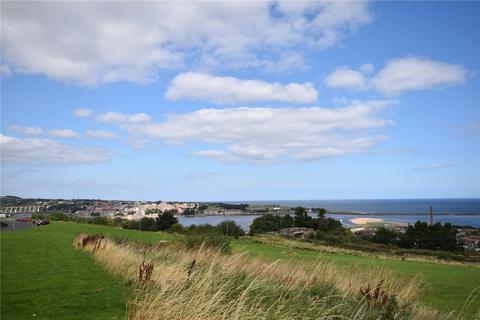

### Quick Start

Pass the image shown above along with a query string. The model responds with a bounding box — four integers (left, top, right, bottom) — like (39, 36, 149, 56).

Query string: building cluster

(456, 228, 480, 254)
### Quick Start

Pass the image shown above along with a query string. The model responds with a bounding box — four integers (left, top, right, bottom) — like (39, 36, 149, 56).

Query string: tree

(372, 227, 399, 244)
(294, 207, 314, 228)
(217, 220, 245, 238)
(156, 211, 178, 231)
(139, 217, 157, 231)
(398, 221, 459, 251)
(317, 208, 327, 219)
(250, 214, 282, 235)
(169, 223, 184, 233)
(50, 211, 67, 221)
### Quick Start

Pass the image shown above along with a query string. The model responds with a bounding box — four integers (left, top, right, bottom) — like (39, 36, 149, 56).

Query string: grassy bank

(0, 222, 172, 319)
(233, 239, 480, 317)
(2, 222, 479, 319)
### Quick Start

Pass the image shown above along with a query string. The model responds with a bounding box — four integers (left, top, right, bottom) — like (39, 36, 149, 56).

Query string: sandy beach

(350, 217, 384, 225)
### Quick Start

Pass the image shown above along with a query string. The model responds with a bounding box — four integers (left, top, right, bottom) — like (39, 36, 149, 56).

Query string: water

(178, 213, 480, 230)
(239, 199, 480, 214)
(179, 199, 480, 230)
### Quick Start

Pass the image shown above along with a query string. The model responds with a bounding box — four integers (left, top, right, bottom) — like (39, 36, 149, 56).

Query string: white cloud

(48, 129, 80, 139)
(372, 57, 467, 96)
(0, 135, 113, 166)
(325, 56, 467, 96)
(166, 72, 318, 104)
(1, 1, 373, 85)
(413, 163, 452, 172)
(116, 100, 394, 162)
(325, 67, 369, 91)
(85, 129, 117, 139)
(10, 125, 43, 136)
(74, 108, 94, 118)
(95, 112, 151, 124)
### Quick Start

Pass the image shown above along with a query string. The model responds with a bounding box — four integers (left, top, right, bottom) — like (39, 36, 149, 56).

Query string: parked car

(35, 220, 50, 225)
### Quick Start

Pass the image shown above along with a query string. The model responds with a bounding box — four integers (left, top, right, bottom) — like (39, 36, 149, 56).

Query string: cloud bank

(1, 135, 113, 166)
(326, 56, 467, 96)
(1, 1, 373, 85)
(97, 100, 394, 162)
(166, 72, 318, 104)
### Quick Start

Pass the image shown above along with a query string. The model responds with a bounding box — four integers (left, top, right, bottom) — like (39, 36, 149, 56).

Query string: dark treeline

(250, 207, 344, 237)
(371, 221, 459, 252)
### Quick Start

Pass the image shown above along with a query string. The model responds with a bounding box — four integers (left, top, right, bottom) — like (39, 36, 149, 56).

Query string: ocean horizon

(225, 198, 480, 215)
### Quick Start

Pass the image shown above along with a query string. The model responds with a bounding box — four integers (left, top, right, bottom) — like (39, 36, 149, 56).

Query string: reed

(74, 233, 448, 320)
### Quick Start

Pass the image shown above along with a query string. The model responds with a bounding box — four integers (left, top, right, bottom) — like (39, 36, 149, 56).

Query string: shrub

(31, 214, 49, 220)
(184, 234, 231, 254)
(155, 211, 178, 231)
(50, 211, 68, 221)
(184, 224, 220, 235)
(217, 220, 245, 238)
(123, 220, 139, 230)
(112, 217, 124, 227)
(139, 217, 157, 231)
(91, 216, 109, 225)
(169, 223, 184, 233)
(372, 227, 399, 245)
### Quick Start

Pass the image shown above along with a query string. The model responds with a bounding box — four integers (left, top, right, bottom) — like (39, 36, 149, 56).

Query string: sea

(178, 199, 480, 230)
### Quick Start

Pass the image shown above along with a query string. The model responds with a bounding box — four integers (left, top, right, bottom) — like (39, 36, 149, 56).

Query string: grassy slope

(1, 222, 172, 320)
(233, 240, 480, 316)
(2, 222, 479, 319)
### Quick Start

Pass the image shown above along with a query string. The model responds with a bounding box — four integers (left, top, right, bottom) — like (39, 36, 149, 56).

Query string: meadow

(1, 222, 479, 319)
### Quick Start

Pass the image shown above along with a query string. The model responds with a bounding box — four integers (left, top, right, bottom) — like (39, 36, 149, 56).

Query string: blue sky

(1, 1, 479, 201)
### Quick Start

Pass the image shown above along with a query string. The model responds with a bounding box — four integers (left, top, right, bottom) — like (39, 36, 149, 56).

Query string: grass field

(1, 222, 172, 320)
(2, 222, 479, 319)
(233, 240, 480, 316)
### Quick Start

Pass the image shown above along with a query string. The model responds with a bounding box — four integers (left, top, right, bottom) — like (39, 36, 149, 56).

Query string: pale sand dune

(351, 217, 383, 225)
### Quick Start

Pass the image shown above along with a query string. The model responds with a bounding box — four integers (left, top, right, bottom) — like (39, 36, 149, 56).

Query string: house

(462, 236, 480, 254)
(279, 227, 315, 240)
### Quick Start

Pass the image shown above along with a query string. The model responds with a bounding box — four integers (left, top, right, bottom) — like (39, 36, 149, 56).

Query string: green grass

(232, 240, 480, 316)
(2, 222, 479, 319)
(1, 222, 172, 320)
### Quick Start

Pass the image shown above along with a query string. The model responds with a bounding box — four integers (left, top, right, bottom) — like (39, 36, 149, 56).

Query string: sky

(1, 1, 479, 201)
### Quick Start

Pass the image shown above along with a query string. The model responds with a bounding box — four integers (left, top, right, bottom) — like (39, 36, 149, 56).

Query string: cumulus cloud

(85, 129, 117, 139)
(372, 57, 467, 96)
(74, 108, 94, 117)
(0, 135, 113, 166)
(325, 67, 369, 91)
(1, 1, 373, 85)
(10, 125, 43, 136)
(48, 129, 80, 139)
(110, 100, 394, 162)
(413, 163, 452, 172)
(95, 112, 151, 124)
(325, 56, 467, 95)
(166, 72, 318, 104)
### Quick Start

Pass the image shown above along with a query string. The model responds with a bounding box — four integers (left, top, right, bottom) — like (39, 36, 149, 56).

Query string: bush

(31, 214, 49, 220)
(50, 211, 68, 221)
(184, 234, 231, 254)
(112, 217, 124, 227)
(372, 227, 399, 245)
(184, 224, 220, 235)
(250, 214, 295, 235)
(156, 211, 178, 231)
(122, 220, 139, 230)
(169, 223, 184, 233)
(91, 216, 109, 225)
(217, 220, 245, 238)
(137, 217, 156, 231)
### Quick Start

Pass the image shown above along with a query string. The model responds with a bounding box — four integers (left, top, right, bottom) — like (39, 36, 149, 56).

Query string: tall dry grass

(74, 233, 452, 320)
